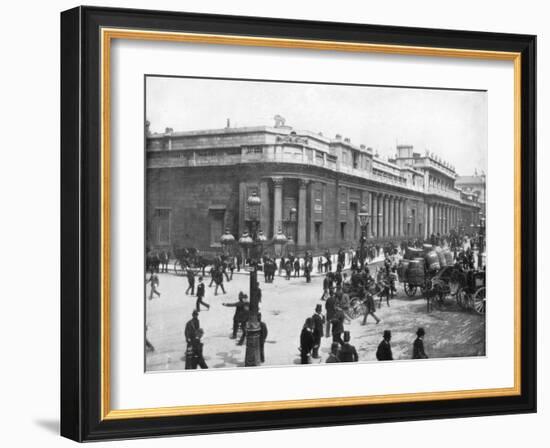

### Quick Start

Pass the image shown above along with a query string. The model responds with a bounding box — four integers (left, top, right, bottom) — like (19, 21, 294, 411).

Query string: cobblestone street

(146, 265, 485, 371)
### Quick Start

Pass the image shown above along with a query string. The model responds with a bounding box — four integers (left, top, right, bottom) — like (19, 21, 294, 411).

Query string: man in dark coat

(185, 326, 208, 370)
(331, 309, 345, 345)
(311, 304, 325, 359)
(222, 292, 249, 340)
(361, 288, 380, 325)
(304, 261, 311, 283)
(258, 312, 268, 363)
(184, 310, 201, 345)
(376, 330, 393, 361)
(324, 293, 337, 337)
(214, 268, 226, 295)
(293, 259, 301, 277)
(413, 327, 429, 359)
(339, 331, 358, 362)
(236, 253, 242, 271)
(185, 268, 195, 295)
(300, 318, 315, 364)
(195, 277, 210, 311)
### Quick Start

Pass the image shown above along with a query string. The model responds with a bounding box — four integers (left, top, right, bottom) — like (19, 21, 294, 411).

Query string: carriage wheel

(348, 300, 364, 319)
(404, 283, 417, 297)
(472, 287, 486, 315)
(456, 288, 468, 309)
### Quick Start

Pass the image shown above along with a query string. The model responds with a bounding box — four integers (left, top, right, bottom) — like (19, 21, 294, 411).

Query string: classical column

(378, 194, 384, 238)
(368, 192, 374, 238)
(392, 196, 399, 237)
(401, 199, 407, 236)
(382, 195, 390, 238)
(397, 198, 402, 237)
(388, 196, 394, 238)
(428, 204, 434, 237)
(372, 193, 378, 238)
(260, 179, 271, 237)
(297, 179, 308, 246)
(433, 203, 437, 235)
(272, 177, 283, 234)
(424, 203, 429, 239)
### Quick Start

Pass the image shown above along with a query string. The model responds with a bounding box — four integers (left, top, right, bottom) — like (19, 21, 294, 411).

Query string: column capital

(298, 179, 309, 188)
(272, 176, 284, 187)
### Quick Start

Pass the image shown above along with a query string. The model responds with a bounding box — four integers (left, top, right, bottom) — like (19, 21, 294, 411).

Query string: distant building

(456, 173, 486, 217)
(146, 118, 483, 253)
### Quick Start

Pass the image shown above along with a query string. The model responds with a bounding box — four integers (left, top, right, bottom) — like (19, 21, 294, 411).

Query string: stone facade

(146, 121, 482, 253)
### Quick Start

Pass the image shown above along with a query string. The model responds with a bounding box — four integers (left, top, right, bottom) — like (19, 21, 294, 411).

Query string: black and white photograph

(144, 76, 487, 371)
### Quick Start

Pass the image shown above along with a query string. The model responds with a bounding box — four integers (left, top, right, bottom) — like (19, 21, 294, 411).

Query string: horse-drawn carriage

(172, 247, 223, 275)
(455, 269, 486, 315)
(421, 264, 486, 315)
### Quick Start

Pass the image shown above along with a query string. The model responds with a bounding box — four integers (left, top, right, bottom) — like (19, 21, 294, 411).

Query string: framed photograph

(60, 6, 536, 441)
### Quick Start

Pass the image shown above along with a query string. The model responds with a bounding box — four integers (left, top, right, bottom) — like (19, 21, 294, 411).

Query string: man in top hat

(413, 327, 429, 359)
(338, 331, 358, 362)
(376, 330, 393, 361)
(195, 276, 210, 311)
(311, 304, 325, 359)
(324, 292, 337, 337)
(184, 310, 201, 354)
(222, 292, 249, 341)
(299, 318, 315, 364)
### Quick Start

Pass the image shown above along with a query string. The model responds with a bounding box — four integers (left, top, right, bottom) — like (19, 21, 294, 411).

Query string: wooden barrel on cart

(405, 247, 424, 260)
(398, 259, 410, 282)
(407, 258, 425, 285)
(425, 250, 440, 271)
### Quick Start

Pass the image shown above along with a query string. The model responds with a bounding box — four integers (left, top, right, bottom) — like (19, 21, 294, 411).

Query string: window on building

(154, 208, 171, 245)
(340, 222, 346, 240)
(353, 152, 359, 169)
(314, 222, 322, 244)
(245, 146, 263, 154)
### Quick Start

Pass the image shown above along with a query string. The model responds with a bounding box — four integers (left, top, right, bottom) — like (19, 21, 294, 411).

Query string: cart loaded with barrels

(397, 245, 454, 297)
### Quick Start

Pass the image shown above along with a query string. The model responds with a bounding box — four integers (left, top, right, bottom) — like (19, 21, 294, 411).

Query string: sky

(146, 76, 487, 176)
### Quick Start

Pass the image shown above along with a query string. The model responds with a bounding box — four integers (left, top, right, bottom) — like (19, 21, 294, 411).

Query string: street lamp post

(358, 204, 370, 270)
(236, 191, 267, 367)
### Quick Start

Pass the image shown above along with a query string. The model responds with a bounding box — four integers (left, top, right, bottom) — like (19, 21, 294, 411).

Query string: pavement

(145, 263, 485, 371)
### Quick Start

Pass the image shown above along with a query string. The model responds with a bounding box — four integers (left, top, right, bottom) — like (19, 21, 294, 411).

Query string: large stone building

(146, 118, 483, 253)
